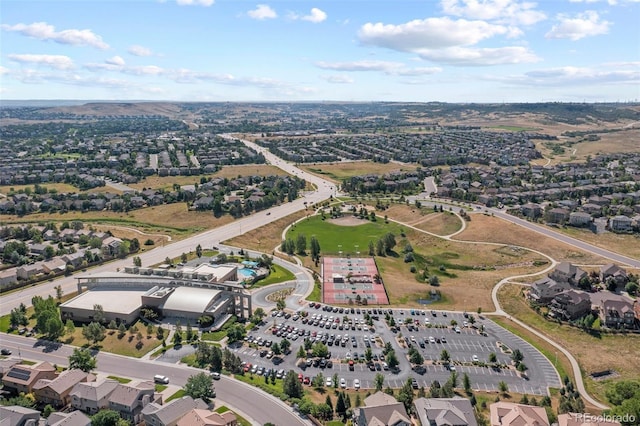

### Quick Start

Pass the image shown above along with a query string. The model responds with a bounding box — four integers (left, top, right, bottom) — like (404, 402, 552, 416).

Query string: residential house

(62, 252, 85, 269)
(108, 381, 159, 425)
(550, 290, 592, 320)
(634, 298, 640, 324)
(549, 262, 587, 286)
(0, 358, 22, 379)
(102, 236, 123, 256)
(0, 405, 41, 426)
(177, 408, 238, 426)
(546, 207, 570, 224)
(413, 397, 478, 426)
(590, 217, 608, 234)
(569, 211, 592, 227)
(41, 258, 67, 275)
(599, 298, 637, 329)
(70, 378, 119, 415)
(46, 410, 92, 426)
(1, 361, 57, 394)
(600, 264, 628, 287)
(520, 203, 542, 219)
(143, 396, 208, 426)
(528, 277, 571, 305)
(353, 391, 411, 426)
(33, 369, 96, 408)
(16, 263, 43, 280)
(557, 413, 621, 426)
(609, 215, 632, 233)
(0, 268, 18, 288)
(490, 402, 549, 426)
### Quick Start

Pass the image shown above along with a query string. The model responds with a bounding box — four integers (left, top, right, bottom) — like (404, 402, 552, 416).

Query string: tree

(325, 394, 334, 413)
(9, 308, 28, 329)
(282, 369, 304, 398)
(181, 252, 188, 264)
(133, 256, 142, 267)
(43, 404, 55, 418)
(310, 236, 321, 263)
(440, 349, 450, 363)
(312, 342, 329, 358)
(276, 299, 286, 311)
(295, 234, 307, 255)
(93, 304, 105, 324)
(625, 281, 638, 296)
(489, 352, 497, 363)
(184, 372, 216, 403)
(297, 345, 306, 359)
(226, 324, 246, 343)
(499, 381, 509, 396)
(429, 275, 440, 286)
(336, 392, 347, 419)
(65, 319, 76, 336)
(375, 373, 385, 391)
(463, 373, 472, 395)
(386, 350, 399, 370)
(196, 244, 203, 258)
(91, 409, 130, 426)
(409, 347, 424, 365)
(69, 348, 97, 372)
(280, 338, 291, 354)
(83, 322, 106, 345)
(397, 378, 415, 411)
(251, 307, 266, 324)
(54, 285, 63, 304)
(511, 349, 524, 364)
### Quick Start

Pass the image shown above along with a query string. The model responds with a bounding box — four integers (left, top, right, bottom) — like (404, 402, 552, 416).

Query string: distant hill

(49, 102, 183, 117)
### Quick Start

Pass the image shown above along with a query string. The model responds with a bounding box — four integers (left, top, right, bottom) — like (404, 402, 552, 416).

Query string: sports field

(322, 256, 389, 305)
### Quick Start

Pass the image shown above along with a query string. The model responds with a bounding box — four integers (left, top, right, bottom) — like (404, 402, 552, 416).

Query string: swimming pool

(238, 268, 257, 279)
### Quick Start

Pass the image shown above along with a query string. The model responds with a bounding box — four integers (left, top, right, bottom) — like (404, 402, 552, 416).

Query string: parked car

(210, 372, 221, 380)
(1, 349, 12, 355)
(354, 379, 360, 390)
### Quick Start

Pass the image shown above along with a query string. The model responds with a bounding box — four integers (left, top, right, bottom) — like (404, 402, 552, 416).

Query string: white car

(429, 336, 436, 344)
(326, 377, 333, 387)
(472, 355, 479, 362)
(340, 378, 347, 388)
(354, 379, 361, 390)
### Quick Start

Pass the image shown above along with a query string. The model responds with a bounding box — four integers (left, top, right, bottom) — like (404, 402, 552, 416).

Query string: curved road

(1, 334, 309, 426)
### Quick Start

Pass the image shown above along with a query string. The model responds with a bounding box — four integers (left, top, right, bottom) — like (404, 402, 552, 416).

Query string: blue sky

(1, 0, 639, 102)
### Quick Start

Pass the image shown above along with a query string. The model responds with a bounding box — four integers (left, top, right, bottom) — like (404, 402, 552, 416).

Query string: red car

(298, 373, 304, 382)
(303, 376, 311, 385)
(243, 363, 251, 373)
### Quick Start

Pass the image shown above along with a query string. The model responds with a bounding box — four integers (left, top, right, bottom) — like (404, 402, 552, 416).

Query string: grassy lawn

(214, 406, 252, 426)
(107, 375, 132, 384)
(286, 214, 405, 256)
(155, 384, 168, 392)
(251, 264, 296, 288)
(201, 317, 237, 342)
(497, 283, 640, 407)
(232, 372, 288, 400)
(0, 314, 11, 333)
(63, 320, 163, 358)
(165, 389, 186, 402)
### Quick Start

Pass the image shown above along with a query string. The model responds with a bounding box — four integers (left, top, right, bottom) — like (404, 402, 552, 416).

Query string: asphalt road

(1, 334, 310, 426)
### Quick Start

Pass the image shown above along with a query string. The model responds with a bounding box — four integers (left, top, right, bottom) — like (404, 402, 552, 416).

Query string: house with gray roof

(70, 378, 119, 415)
(46, 410, 91, 426)
(549, 262, 587, 286)
(414, 397, 478, 426)
(599, 298, 637, 329)
(528, 277, 571, 305)
(0, 405, 40, 426)
(550, 290, 592, 321)
(143, 396, 208, 426)
(33, 369, 96, 408)
(108, 381, 159, 425)
(353, 391, 411, 426)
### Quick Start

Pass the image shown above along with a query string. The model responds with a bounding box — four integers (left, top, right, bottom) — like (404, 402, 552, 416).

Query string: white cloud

(418, 46, 539, 65)
(0, 66, 9, 75)
(8, 54, 74, 70)
(545, 11, 610, 41)
(106, 56, 125, 66)
(1, 22, 109, 50)
(302, 8, 327, 23)
(496, 65, 640, 87)
(320, 74, 355, 84)
(248, 4, 277, 20)
(125, 65, 164, 76)
(316, 60, 443, 75)
(359, 17, 511, 50)
(441, 0, 547, 25)
(176, 0, 214, 6)
(128, 45, 153, 57)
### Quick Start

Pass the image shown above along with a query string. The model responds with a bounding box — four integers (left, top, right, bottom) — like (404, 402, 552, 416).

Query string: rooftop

(61, 287, 149, 314)
(161, 286, 222, 313)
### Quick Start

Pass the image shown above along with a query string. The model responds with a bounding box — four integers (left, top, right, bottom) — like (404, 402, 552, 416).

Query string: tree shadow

(34, 339, 62, 353)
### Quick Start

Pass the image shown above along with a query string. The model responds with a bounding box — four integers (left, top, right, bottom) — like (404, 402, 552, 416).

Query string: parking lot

(230, 304, 561, 395)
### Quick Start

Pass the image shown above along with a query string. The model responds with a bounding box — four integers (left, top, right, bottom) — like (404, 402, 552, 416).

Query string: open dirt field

(383, 204, 463, 236)
(553, 225, 640, 261)
(327, 216, 369, 226)
(498, 284, 640, 403)
(300, 161, 420, 184)
(223, 209, 311, 253)
(455, 214, 610, 264)
(0, 182, 80, 195)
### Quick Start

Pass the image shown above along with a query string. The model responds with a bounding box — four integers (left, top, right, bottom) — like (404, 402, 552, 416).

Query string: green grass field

(107, 375, 132, 384)
(214, 406, 252, 426)
(165, 389, 186, 402)
(252, 264, 296, 288)
(286, 215, 404, 255)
